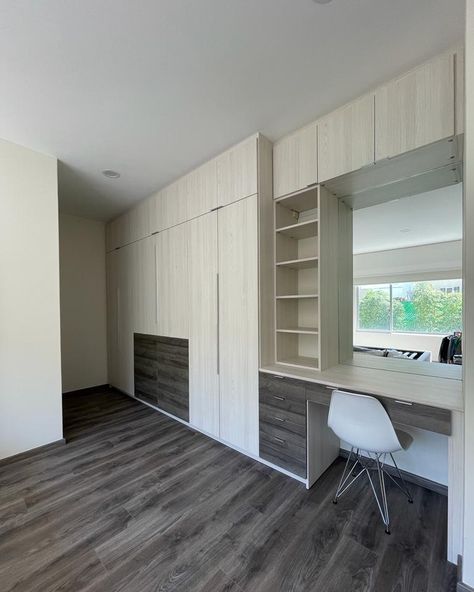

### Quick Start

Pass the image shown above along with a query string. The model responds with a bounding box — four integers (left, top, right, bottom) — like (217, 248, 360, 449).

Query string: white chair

(328, 389, 413, 534)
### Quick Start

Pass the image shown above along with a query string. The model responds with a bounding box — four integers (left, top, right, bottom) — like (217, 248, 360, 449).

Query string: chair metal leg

(388, 453, 413, 503)
(333, 447, 365, 503)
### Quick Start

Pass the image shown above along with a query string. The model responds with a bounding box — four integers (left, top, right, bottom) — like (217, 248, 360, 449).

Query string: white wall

(59, 214, 108, 392)
(0, 138, 63, 460)
(463, 0, 474, 584)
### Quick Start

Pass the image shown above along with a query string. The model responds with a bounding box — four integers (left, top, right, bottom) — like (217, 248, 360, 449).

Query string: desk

(259, 363, 463, 564)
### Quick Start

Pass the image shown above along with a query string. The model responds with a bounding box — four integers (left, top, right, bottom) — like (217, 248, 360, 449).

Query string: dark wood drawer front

(306, 381, 451, 436)
(259, 373, 306, 416)
(259, 403, 306, 438)
(134, 333, 189, 422)
(259, 424, 306, 478)
(381, 398, 451, 436)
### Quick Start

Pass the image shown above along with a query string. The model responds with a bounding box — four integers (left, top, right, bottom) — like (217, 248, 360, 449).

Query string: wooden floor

(0, 389, 456, 592)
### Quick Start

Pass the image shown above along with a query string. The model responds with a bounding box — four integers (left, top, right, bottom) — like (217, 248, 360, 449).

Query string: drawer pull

(273, 436, 285, 444)
(394, 400, 413, 406)
(273, 395, 286, 401)
(273, 416, 285, 422)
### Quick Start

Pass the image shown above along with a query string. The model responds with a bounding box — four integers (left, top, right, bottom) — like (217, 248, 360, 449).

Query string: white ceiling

(0, 0, 465, 221)
(353, 184, 463, 254)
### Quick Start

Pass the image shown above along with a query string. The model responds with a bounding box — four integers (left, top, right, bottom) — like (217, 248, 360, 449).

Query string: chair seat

(395, 429, 413, 450)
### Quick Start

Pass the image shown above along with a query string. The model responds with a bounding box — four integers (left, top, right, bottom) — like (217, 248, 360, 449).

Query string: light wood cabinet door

(185, 159, 218, 220)
(375, 52, 455, 160)
(273, 123, 318, 198)
(217, 136, 258, 207)
(127, 197, 153, 244)
(157, 179, 188, 232)
(318, 94, 375, 182)
(218, 195, 259, 455)
(106, 250, 120, 387)
(114, 245, 134, 395)
(188, 212, 219, 436)
(155, 223, 189, 339)
(106, 213, 130, 252)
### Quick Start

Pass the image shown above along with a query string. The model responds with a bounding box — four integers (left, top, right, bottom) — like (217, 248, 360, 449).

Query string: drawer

(259, 402, 306, 438)
(304, 381, 332, 406)
(259, 420, 306, 478)
(381, 397, 451, 436)
(259, 372, 306, 416)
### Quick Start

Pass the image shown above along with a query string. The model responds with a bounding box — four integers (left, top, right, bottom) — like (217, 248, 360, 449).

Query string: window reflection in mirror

(341, 181, 463, 380)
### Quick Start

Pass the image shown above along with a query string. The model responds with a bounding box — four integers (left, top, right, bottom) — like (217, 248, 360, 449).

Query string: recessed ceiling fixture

(102, 169, 121, 179)
(312, 0, 332, 4)
(400, 228, 412, 233)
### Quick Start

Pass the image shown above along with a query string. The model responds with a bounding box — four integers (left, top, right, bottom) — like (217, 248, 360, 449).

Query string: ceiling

(353, 184, 463, 254)
(0, 0, 465, 222)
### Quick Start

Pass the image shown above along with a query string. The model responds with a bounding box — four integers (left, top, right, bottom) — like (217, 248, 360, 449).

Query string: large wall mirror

(336, 138, 463, 380)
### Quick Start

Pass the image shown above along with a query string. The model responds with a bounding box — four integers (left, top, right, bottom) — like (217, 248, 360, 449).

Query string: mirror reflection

(343, 182, 463, 379)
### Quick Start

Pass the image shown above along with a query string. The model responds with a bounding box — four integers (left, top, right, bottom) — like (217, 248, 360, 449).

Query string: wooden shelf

(276, 256, 318, 270)
(275, 186, 318, 212)
(276, 327, 319, 335)
(276, 294, 319, 300)
(276, 219, 318, 240)
(277, 355, 319, 370)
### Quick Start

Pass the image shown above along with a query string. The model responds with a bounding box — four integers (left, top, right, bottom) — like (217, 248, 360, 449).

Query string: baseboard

(62, 384, 111, 396)
(0, 438, 66, 467)
(339, 448, 447, 496)
(458, 583, 474, 592)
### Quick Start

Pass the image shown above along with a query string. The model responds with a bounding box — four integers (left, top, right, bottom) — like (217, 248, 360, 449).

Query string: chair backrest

(328, 390, 402, 453)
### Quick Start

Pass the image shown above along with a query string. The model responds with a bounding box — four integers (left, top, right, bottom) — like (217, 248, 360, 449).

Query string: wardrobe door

(155, 223, 189, 339)
(218, 195, 259, 455)
(188, 212, 219, 436)
(115, 244, 134, 395)
(217, 136, 258, 207)
(106, 250, 120, 387)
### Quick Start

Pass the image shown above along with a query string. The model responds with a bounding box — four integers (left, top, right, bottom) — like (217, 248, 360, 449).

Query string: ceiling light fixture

(102, 169, 121, 179)
(312, 0, 332, 4)
(400, 228, 412, 233)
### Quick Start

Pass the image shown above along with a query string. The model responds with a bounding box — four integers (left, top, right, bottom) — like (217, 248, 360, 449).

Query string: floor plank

(0, 388, 456, 592)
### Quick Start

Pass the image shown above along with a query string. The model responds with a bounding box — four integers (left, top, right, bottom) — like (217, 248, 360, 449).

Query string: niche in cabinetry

(275, 188, 320, 370)
(272, 185, 343, 371)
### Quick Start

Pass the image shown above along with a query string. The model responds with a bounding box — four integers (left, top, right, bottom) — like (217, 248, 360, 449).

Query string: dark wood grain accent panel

(305, 381, 451, 435)
(134, 333, 189, 421)
(259, 372, 307, 416)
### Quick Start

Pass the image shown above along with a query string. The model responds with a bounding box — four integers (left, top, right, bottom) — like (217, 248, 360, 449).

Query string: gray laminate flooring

(0, 388, 456, 592)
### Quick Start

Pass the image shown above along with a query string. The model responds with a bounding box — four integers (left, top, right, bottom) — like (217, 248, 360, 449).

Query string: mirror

(337, 153, 463, 380)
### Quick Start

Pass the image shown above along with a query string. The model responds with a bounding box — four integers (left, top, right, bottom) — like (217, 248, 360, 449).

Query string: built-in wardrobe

(106, 134, 274, 456)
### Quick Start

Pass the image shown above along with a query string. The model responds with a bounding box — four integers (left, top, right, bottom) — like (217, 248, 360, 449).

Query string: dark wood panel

(259, 402, 306, 437)
(134, 333, 189, 421)
(259, 373, 306, 416)
(259, 442, 307, 478)
(0, 389, 456, 591)
(304, 379, 452, 436)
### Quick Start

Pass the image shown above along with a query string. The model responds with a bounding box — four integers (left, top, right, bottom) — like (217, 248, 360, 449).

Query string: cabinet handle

(273, 395, 285, 401)
(273, 416, 285, 422)
(394, 400, 413, 406)
(273, 436, 285, 444)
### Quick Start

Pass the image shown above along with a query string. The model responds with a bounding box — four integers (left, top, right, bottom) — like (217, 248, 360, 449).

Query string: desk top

(260, 363, 463, 413)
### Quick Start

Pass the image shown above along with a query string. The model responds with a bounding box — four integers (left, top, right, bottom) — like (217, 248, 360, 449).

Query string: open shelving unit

(274, 187, 320, 370)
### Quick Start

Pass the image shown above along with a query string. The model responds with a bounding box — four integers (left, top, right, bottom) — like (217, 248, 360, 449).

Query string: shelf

(276, 294, 319, 300)
(276, 219, 318, 240)
(277, 355, 319, 370)
(276, 256, 318, 270)
(276, 327, 319, 335)
(275, 186, 318, 212)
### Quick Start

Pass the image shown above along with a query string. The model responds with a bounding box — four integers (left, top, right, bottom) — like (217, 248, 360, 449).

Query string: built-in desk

(259, 362, 464, 564)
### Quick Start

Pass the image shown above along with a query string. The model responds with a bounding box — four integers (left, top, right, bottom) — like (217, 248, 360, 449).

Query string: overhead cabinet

(217, 135, 258, 206)
(318, 93, 375, 182)
(375, 52, 455, 161)
(273, 123, 318, 199)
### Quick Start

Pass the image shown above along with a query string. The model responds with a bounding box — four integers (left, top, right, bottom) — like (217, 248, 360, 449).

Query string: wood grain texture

(318, 93, 375, 182)
(273, 123, 318, 199)
(0, 389, 456, 591)
(375, 52, 455, 160)
(134, 333, 189, 421)
(217, 135, 258, 207)
(218, 195, 259, 455)
(188, 212, 220, 436)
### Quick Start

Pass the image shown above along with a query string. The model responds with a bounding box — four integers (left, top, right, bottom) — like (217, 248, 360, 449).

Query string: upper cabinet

(455, 47, 464, 135)
(185, 159, 218, 220)
(375, 52, 455, 161)
(273, 123, 318, 199)
(217, 135, 258, 207)
(318, 93, 375, 182)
